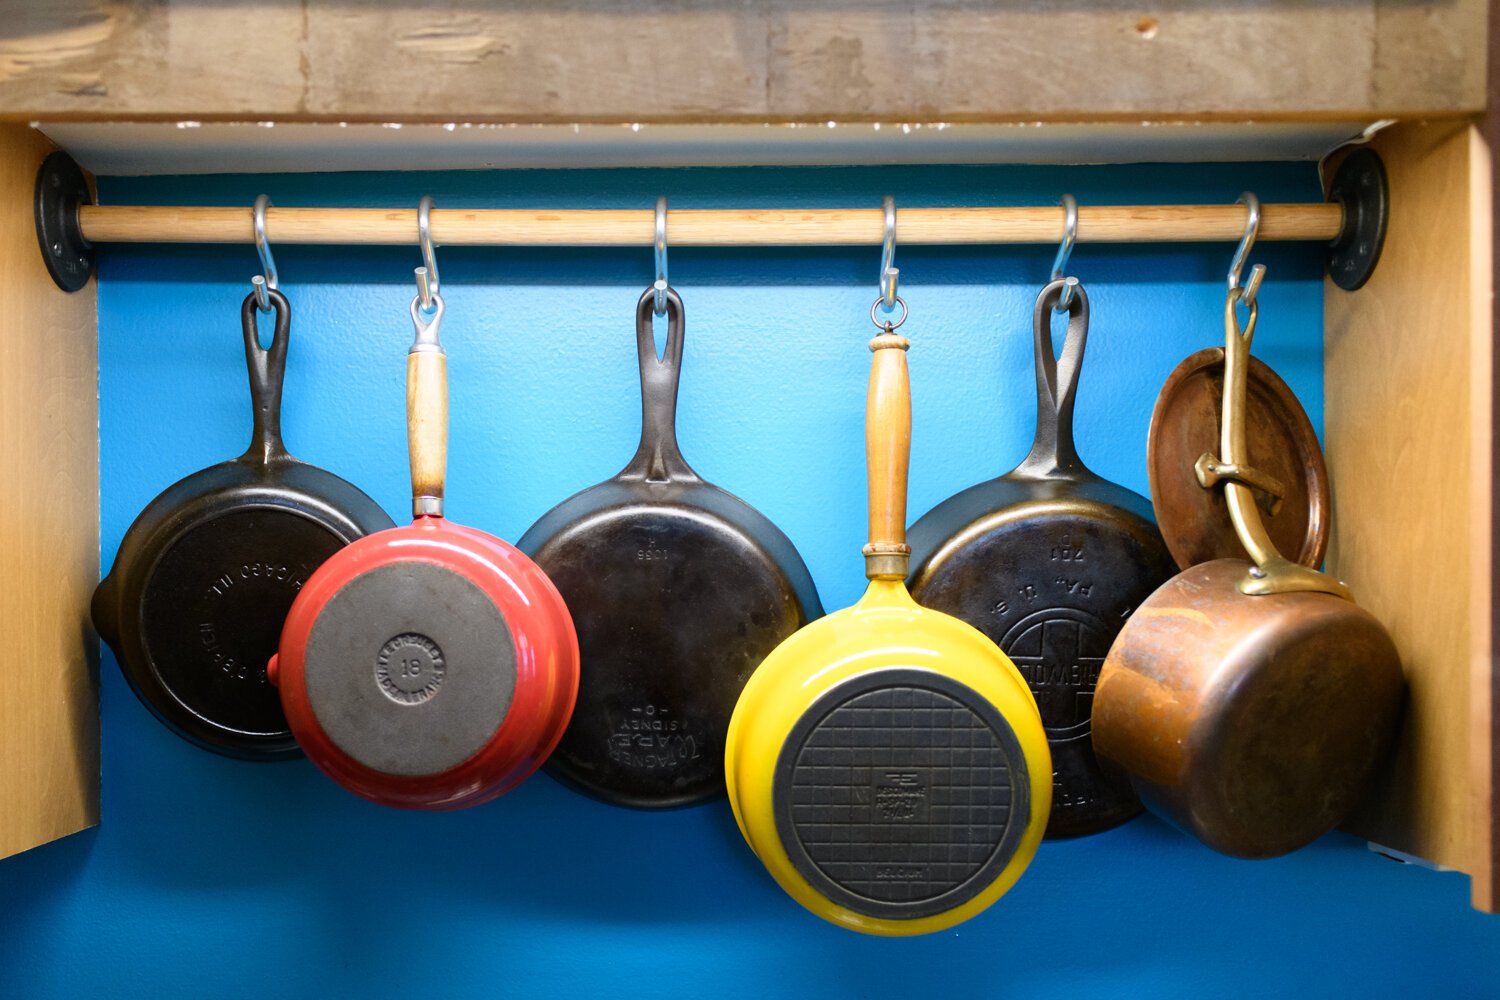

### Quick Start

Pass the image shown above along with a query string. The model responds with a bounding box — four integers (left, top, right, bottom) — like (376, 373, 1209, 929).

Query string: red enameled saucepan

(268, 285, 580, 809)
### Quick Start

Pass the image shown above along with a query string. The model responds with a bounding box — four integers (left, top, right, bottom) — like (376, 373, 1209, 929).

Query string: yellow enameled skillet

(725, 321, 1051, 936)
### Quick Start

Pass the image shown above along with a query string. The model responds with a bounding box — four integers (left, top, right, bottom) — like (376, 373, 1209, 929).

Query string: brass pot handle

(1217, 291, 1352, 600)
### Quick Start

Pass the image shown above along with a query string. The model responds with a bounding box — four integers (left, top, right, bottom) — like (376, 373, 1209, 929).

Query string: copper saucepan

(1091, 289, 1404, 859)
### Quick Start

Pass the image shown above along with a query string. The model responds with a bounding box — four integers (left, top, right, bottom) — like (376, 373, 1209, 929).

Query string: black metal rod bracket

(1325, 147, 1389, 292)
(34, 150, 94, 293)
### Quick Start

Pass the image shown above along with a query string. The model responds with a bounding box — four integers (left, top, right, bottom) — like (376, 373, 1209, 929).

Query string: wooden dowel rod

(77, 203, 1344, 247)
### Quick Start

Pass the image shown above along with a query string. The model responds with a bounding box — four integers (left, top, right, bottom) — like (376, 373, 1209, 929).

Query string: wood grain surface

(74, 203, 1346, 247)
(0, 123, 99, 859)
(0, 1, 1485, 122)
(407, 349, 447, 514)
(863, 332, 911, 578)
(1326, 121, 1495, 910)
(1482, 8, 1500, 915)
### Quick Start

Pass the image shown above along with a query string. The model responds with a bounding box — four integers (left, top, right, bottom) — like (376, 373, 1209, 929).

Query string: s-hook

(251, 194, 278, 312)
(1228, 192, 1265, 310)
(871, 195, 907, 331)
(1050, 194, 1079, 310)
(416, 195, 440, 313)
(653, 197, 669, 315)
(878, 196, 900, 310)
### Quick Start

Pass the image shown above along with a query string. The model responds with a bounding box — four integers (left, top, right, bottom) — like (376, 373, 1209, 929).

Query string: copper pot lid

(1147, 347, 1329, 571)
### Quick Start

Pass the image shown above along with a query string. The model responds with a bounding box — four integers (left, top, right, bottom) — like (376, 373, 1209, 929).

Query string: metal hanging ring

(653, 196, 669, 315)
(869, 294, 908, 331)
(416, 195, 440, 312)
(1229, 192, 1265, 309)
(878, 195, 899, 311)
(411, 275, 444, 348)
(252, 194, 278, 312)
(1051, 194, 1079, 310)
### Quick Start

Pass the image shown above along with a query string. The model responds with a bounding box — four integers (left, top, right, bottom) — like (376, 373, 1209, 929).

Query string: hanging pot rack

(34, 148, 1388, 294)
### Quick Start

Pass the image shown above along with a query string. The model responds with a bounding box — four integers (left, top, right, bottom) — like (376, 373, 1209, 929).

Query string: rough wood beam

(0, 1, 1486, 122)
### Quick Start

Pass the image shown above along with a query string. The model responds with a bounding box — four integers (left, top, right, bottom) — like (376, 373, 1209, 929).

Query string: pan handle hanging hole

(248, 277, 277, 350)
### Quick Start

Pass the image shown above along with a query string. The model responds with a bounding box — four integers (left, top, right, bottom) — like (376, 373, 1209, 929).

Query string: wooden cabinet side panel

(1470, 122, 1496, 913)
(0, 125, 100, 858)
(1327, 121, 1494, 909)
(1473, 13, 1500, 913)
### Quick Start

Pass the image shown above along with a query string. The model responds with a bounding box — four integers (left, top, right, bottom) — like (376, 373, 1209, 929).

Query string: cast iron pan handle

(239, 288, 292, 465)
(1016, 277, 1089, 479)
(619, 286, 699, 484)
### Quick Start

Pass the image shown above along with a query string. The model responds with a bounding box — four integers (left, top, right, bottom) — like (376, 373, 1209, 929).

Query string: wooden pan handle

(407, 348, 447, 518)
(863, 332, 912, 579)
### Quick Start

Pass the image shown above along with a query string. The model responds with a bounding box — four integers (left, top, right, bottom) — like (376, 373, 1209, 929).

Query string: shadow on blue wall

(0, 163, 1493, 999)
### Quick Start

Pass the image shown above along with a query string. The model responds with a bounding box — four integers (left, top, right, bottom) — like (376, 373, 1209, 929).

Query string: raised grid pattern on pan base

(787, 685, 1014, 906)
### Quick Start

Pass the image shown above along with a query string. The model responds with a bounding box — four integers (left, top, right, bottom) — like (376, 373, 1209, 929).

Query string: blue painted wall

(2, 164, 1496, 997)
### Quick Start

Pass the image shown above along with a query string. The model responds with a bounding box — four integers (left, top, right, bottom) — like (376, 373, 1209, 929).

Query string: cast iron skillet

(906, 278, 1177, 838)
(519, 286, 822, 808)
(92, 289, 394, 760)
